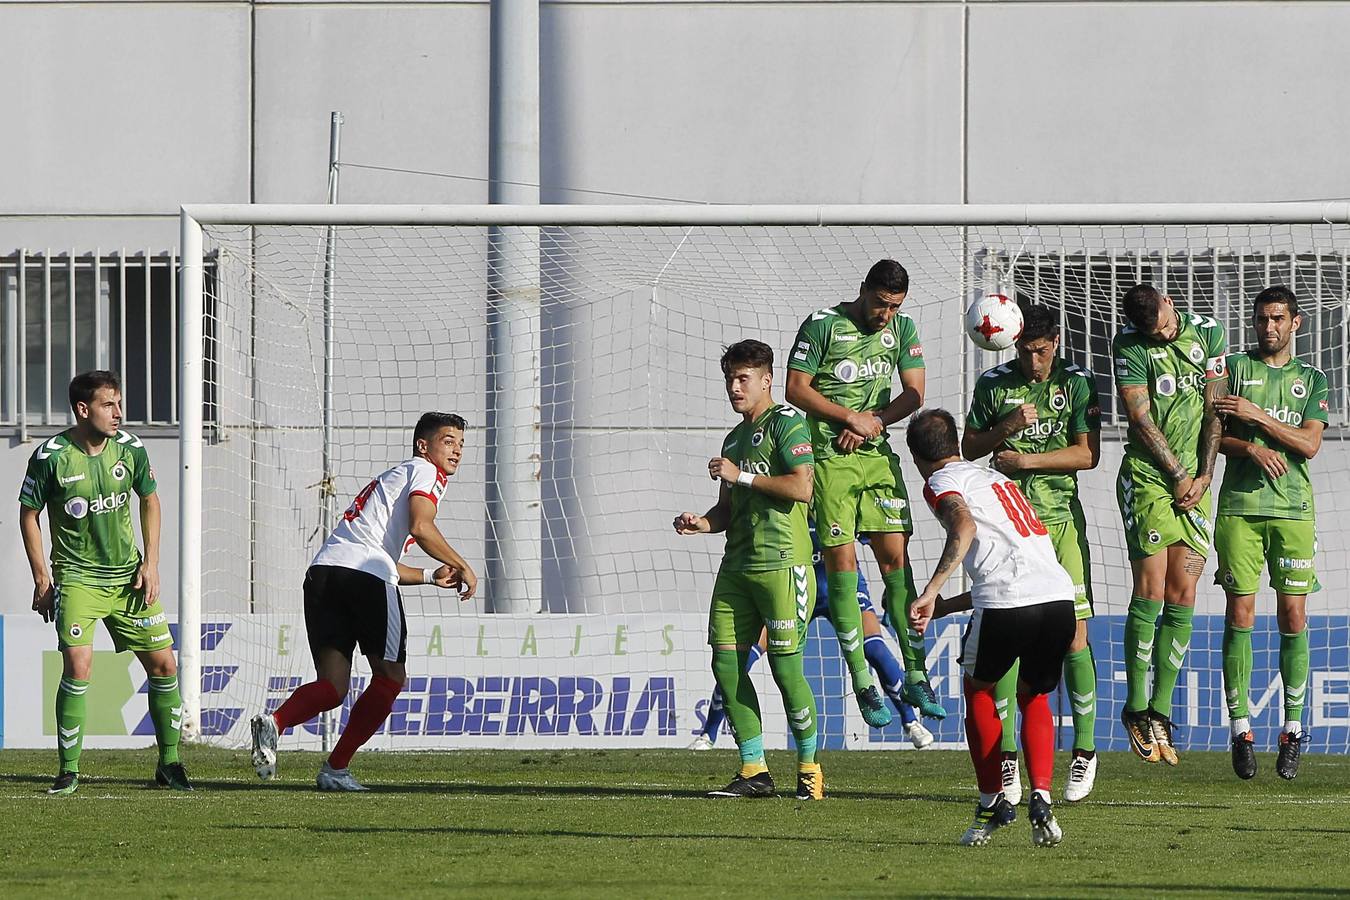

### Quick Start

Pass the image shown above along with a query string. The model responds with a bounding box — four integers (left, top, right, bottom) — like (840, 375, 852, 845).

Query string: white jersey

(922, 460, 1075, 610)
(311, 457, 448, 584)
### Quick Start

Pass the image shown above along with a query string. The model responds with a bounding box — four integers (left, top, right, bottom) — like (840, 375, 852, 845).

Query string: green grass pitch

(2, 747, 1349, 898)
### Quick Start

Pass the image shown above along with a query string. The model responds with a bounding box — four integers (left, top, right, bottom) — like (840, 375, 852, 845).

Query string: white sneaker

(904, 720, 934, 749)
(687, 734, 715, 751)
(316, 761, 369, 792)
(1063, 751, 1098, 803)
(1000, 754, 1023, 806)
(250, 713, 279, 780)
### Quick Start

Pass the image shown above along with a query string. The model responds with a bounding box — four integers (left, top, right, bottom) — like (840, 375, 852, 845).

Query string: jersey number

(991, 481, 1048, 538)
(343, 480, 377, 521)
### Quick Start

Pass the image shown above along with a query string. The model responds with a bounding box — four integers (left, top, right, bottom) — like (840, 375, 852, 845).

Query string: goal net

(179, 206, 1350, 755)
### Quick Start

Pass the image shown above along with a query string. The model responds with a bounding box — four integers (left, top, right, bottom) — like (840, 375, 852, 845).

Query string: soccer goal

(178, 203, 1350, 754)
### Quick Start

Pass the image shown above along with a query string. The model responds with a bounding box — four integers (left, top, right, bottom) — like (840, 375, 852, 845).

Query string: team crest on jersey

(1050, 389, 1067, 411)
(880, 331, 896, 350)
(64, 497, 89, 520)
(1188, 343, 1204, 363)
(111, 461, 128, 481)
(1147, 529, 1161, 545)
(1291, 379, 1308, 399)
(751, 430, 764, 447)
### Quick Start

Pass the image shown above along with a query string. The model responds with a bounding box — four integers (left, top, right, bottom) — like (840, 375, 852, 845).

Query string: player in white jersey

(905, 409, 1076, 848)
(249, 413, 478, 791)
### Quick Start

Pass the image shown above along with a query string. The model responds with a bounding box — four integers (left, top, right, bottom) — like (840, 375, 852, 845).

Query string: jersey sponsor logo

(1291, 379, 1308, 399)
(790, 442, 812, 457)
(1021, 418, 1067, 440)
(132, 611, 169, 629)
(1264, 405, 1303, 425)
(59, 473, 86, 485)
(832, 357, 894, 383)
(68, 491, 131, 519)
(64, 497, 90, 519)
(737, 460, 771, 476)
(1155, 371, 1205, 397)
(880, 331, 896, 349)
(909, 345, 923, 358)
(751, 429, 764, 447)
(111, 461, 128, 481)
(1279, 556, 1314, 570)
(765, 618, 796, 630)
(874, 497, 907, 510)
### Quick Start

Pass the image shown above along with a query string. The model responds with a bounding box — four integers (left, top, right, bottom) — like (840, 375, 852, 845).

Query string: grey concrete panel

(253, 5, 491, 204)
(540, 3, 963, 204)
(967, 4, 1350, 202)
(0, 6, 249, 213)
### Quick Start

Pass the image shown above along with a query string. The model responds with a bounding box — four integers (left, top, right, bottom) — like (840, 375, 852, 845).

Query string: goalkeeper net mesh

(192, 220, 1350, 753)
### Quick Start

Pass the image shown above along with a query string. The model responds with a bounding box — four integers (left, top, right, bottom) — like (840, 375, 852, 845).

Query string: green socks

(1151, 604, 1195, 718)
(1063, 645, 1097, 752)
(1222, 623, 1253, 721)
(56, 677, 89, 774)
(825, 571, 874, 691)
(994, 662, 1019, 754)
(882, 568, 927, 677)
(1280, 629, 1310, 725)
(768, 652, 818, 764)
(1123, 596, 1163, 713)
(711, 649, 764, 761)
(148, 675, 184, 765)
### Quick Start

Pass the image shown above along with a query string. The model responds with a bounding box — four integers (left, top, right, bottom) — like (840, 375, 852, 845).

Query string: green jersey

(966, 358, 1101, 525)
(1113, 311, 1227, 478)
(787, 303, 925, 459)
(719, 404, 815, 573)
(1217, 351, 1328, 520)
(18, 429, 156, 586)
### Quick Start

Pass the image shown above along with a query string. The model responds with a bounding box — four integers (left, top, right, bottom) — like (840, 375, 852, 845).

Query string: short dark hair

(863, 259, 909, 295)
(1253, 285, 1300, 319)
(906, 408, 960, 463)
(1122, 284, 1165, 332)
(69, 370, 121, 413)
(1017, 302, 1060, 344)
(413, 412, 467, 454)
(720, 339, 774, 378)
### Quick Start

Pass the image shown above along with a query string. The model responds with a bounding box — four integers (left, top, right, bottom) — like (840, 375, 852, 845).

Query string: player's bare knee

(822, 542, 858, 572)
(1276, 596, 1307, 634)
(62, 647, 93, 681)
(1068, 623, 1089, 654)
(139, 649, 177, 678)
(1225, 594, 1257, 629)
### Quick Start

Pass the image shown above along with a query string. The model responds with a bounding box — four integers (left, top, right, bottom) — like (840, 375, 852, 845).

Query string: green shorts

(708, 565, 814, 655)
(1214, 514, 1320, 596)
(1117, 462, 1212, 560)
(1046, 502, 1094, 621)
(813, 445, 913, 548)
(54, 581, 173, 652)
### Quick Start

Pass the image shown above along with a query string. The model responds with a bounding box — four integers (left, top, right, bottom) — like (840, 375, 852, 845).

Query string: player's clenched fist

(1001, 402, 1039, 434)
(673, 512, 708, 535)
(708, 457, 742, 483)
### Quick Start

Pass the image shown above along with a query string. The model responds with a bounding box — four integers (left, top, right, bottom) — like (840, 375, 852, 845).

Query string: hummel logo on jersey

(1150, 350, 1169, 360)
(59, 473, 86, 485)
(1003, 397, 1025, 405)
(1240, 379, 1264, 387)
(836, 334, 859, 342)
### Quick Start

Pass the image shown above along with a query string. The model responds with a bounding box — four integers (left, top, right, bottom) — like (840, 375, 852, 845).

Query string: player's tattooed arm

(1196, 376, 1228, 479)
(910, 494, 976, 636)
(1119, 385, 1186, 481)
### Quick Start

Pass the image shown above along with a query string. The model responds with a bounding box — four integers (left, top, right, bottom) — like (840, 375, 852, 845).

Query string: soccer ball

(965, 293, 1023, 351)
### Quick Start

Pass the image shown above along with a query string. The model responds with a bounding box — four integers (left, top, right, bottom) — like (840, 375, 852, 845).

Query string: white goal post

(177, 202, 1350, 749)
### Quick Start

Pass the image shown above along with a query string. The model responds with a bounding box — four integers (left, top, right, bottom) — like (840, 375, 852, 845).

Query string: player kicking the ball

(907, 409, 1077, 847)
(249, 413, 477, 791)
(1216, 286, 1327, 781)
(1113, 285, 1227, 766)
(674, 340, 823, 800)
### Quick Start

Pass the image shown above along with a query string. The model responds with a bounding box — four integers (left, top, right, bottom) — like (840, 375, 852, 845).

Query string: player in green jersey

(1214, 286, 1327, 781)
(962, 303, 1102, 802)
(674, 340, 824, 800)
(1113, 285, 1228, 767)
(17, 371, 191, 795)
(785, 259, 944, 726)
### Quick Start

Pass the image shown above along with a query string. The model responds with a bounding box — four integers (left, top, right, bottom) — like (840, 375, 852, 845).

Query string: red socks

(963, 678, 1004, 795)
(273, 679, 342, 731)
(1018, 691, 1055, 793)
(328, 676, 402, 770)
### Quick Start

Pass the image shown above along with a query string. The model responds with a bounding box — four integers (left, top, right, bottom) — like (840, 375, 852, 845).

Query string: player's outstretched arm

(408, 494, 477, 599)
(673, 483, 731, 535)
(910, 494, 976, 636)
(19, 505, 55, 622)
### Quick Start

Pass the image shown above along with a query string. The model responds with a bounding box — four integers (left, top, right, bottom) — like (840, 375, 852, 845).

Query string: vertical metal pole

(316, 110, 344, 750)
(17, 250, 27, 442)
(178, 212, 205, 741)
(66, 256, 76, 420)
(43, 253, 52, 425)
(2, 257, 16, 425)
(487, 0, 542, 612)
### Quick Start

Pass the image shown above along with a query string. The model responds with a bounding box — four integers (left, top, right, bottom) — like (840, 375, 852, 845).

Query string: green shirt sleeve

(787, 315, 828, 375)
(774, 411, 815, 470)
(132, 443, 157, 496)
(18, 450, 49, 510)
(895, 315, 925, 371)
(1069, 369, 1101, 434)
(1306, 367, 1331, 425)
(1113, 336, 1148, 387)
(966, 375, 999, 432)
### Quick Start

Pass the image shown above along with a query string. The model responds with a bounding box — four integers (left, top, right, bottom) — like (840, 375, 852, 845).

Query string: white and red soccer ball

(965, 293, 1024, 351)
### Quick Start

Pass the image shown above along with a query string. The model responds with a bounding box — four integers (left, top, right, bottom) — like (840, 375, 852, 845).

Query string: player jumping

(249, 412, 477, 791)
